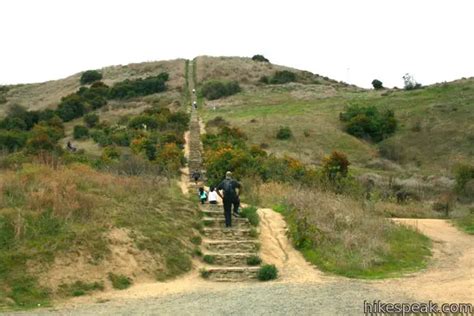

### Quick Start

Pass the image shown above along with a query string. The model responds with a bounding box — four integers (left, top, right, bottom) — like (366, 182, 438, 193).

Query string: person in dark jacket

(216, 171, 241, 227)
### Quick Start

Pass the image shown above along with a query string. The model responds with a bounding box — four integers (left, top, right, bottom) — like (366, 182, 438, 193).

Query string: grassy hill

(0, 163, 200, 310)
(0, 55, 472, 309)
(196, 57, 474, 177)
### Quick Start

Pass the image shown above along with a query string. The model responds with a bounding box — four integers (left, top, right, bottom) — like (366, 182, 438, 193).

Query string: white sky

(1, 0, 473, 88)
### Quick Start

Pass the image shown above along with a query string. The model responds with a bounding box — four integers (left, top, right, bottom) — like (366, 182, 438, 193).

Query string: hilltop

(0, 55, 473, 311)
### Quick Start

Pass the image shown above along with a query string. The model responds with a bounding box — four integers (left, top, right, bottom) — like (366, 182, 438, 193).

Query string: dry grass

(0, 163, 199, 309)
(254, 182, 431, 278)
(195, 56, 343, 86)
(0, 59, 186, 117)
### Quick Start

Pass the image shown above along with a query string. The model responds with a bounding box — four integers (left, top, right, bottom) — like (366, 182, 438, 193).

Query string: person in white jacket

(208, 186, 218, 205)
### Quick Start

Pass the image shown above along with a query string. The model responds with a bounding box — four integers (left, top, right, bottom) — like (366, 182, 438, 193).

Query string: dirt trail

(376, 218, 474, 303)
(178, 131, 190, 195)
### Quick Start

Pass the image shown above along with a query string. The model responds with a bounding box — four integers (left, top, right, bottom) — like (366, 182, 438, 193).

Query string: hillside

(0, 55, 472, 311)
(195, 57, 474, 177)
(0, 59, 186, 117)
(0, 164, 200, 309)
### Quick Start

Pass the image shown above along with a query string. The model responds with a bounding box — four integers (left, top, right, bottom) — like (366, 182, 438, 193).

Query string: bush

(128, 115, 159, 130)
(0, 130, 28, 152)
(200, 80, 241, 100)
(246, 255, 262, 266)
(108, 73, 168, 100)
(340, 105, 397, 142)
(276, 126, 292, 140)
(203, 255, 215, 264)
(241, 206, 259, 226)
(252, 55, 269, 62)
(322, 151, 350, 180)
(57, 94, 86, 122)
(83, 113, 99, 128)
(102, 146, 120, 161)
(257, 264, 278, 281)
(26, 124, 62, 154)
(80, 70, 103, 85)
(269, 71, 297, 84)
(108, 273, 132, 290)
(73, 125, 89, 140)
(90, 129, 112, 147)
(58, 281, 104, 297)
(372, 79, 383, 90)
(110, 130, 132, 146)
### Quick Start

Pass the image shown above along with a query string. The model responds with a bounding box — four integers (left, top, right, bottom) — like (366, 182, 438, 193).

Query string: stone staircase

(185, 60, 261, 282)
(199, 204, 261, 282)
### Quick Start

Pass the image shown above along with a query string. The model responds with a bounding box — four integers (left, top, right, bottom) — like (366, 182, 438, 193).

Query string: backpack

(221, 179, 236, 198)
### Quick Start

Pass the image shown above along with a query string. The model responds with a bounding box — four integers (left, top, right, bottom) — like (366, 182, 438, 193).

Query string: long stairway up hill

(186, 60, 261, 281)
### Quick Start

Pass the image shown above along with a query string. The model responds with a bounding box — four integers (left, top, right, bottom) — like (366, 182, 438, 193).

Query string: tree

(371, 79, 384, 90)
(252, 55, 269, 63)
(80, 70, 103, 85)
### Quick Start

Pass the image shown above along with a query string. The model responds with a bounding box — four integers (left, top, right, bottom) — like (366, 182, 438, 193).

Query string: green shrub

(269, 71, 297, 84)
(276, 126, 292, 140)
(246, 255, 262, 266)
(80, 70, 103, 85)
(200, 269, 210, 279)
(257, 264, 278, 281)
(0, 130, 28, 152)
(200, 80, 241, 100)
(58, 281, 104, 297)
(90, 129, 112, 147)
(190, 235, 202, 245)
(203, 254, 215, 264)
(57, 94, 86, 122)
(252, 55, 269, 62)
(340, 105, 397, 142)
(241, 206, 259, 226)
(83, 113, 99, 128)
(128, 115, 159, 130)
(108, 273, 132, 290)
(259, 76, 270, 84)
(108, 73, 168, 99)
(73, 125, 89, 140)
(372, 79, 383, 90)
(193, 248, 203, 257)
(110, 130, 132, 146)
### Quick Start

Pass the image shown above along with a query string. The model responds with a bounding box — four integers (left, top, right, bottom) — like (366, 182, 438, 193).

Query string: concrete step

(203, 217, 249, 228)
(203, 227, 254, 240)
(202, 267, 259, 282)
(201, 209, 224, 218)
(203, 240, 260, 253)
(202, 252, 259, 266)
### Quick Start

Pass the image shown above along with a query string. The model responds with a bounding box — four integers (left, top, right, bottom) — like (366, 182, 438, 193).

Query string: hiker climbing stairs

(199, 204, 261, 282)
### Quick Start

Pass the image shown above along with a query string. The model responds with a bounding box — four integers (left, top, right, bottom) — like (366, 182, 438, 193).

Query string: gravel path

(7, 281, 414, 316)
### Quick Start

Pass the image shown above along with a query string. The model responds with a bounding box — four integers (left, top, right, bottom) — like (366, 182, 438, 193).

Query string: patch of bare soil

(376, 219, 474, 304)
(36, 228, 159, 293)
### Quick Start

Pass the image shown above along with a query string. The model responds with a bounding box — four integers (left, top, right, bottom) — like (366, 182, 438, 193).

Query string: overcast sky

(1, 0, 473, 88)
